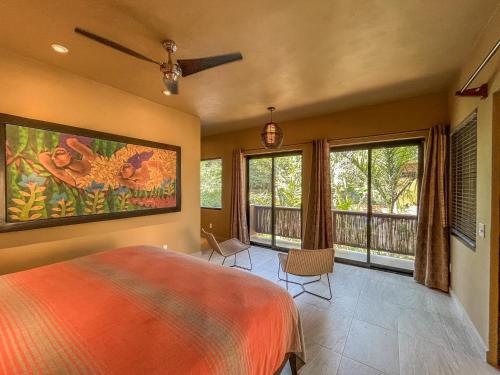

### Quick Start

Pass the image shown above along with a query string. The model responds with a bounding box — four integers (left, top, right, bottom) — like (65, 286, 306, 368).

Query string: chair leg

(278, 272, 321, 285)
(278, 271, 332, 301)
(229, 249, 253, 271)
(208, 250, 214, 262)
(301, 273, 332, 301)
(247, 249, 253, 270)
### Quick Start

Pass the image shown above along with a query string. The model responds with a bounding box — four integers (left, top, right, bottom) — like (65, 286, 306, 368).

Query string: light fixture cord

(269, 107, 274, 122)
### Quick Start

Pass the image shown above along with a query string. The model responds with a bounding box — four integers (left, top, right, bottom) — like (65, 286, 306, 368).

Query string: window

(330, 140, 422, 272)
(451, 111, 477, 248)
(200, 158, 222, 209)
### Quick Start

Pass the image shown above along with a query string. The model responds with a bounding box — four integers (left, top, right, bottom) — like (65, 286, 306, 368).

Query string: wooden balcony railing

(250, 205, 302, 240)
(250, 205, 417, 256)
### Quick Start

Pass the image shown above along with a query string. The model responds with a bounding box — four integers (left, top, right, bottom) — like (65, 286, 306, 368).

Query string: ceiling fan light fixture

(162, 74, 179, 95)
(161, 60, 181, 95)
(261, 107, 283, 149)
(74, 28, 243, 97)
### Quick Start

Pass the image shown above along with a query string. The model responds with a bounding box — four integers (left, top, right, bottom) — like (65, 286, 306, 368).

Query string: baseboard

(450, 288, 488, 361)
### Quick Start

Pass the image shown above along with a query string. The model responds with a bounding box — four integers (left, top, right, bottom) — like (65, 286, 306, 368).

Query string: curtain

(303, 139, 334, 249)
(230, 149, 250, 244)
(414, 124, 450, 292)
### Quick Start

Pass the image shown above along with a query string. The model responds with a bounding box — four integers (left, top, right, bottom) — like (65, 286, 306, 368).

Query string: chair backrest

(201, 228, 223, 256)
(285, 248, 335, 276)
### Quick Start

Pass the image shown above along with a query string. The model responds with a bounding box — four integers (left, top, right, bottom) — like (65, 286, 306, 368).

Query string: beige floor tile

(398, 333, 497, 375)
(343, 319, 400, 375)
(338, 356, 385, 375)
(299, 346, 341, 375)
(355, 295, 402, 331)
(397, 307, 449, 348)
(301, 305, 352, 353)
(439, 315, 483, 359)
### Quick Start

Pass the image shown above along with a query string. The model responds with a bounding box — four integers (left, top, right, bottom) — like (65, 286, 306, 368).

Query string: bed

(0, 245, 304, 374)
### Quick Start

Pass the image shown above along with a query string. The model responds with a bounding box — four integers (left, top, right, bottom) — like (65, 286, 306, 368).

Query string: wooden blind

(451, 111, 477, 248)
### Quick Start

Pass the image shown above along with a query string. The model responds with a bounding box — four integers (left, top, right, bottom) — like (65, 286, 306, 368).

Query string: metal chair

(277, 248, 335, 300)
(201, 228, 253, 271)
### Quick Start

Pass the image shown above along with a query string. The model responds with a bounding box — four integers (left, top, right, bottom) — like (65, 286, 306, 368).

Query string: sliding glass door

(330, 149, 369, 263)
(330, 140, 422, 273)
(247, 152, 302, 250)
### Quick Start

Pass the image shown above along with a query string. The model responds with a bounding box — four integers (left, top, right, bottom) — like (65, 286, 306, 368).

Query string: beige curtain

(414, 124, 450, 292)
(303, 139, 334, 249)
(230, 149, 250, 244)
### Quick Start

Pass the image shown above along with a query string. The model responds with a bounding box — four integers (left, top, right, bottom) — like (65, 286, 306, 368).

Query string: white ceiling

(0, 0, 498, 135)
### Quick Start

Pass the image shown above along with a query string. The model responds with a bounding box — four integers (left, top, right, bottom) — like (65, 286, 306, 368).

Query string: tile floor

(193, 246, 498, 375)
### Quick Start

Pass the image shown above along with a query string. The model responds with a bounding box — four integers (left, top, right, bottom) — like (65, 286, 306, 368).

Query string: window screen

(451, 111, 477, 248)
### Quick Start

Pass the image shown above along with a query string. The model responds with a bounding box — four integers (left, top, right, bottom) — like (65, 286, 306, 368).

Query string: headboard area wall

(0, 48, 201, 275)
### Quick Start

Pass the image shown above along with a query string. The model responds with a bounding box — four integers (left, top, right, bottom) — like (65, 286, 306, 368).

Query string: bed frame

(275, 353, 298, 375)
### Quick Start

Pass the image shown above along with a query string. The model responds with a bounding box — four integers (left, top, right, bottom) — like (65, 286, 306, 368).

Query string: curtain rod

(458, 39, 500, 94)
(241, 127, 429, 152)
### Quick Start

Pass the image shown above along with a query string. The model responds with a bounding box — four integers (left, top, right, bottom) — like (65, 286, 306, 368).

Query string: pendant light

(261, 107, 283, 149)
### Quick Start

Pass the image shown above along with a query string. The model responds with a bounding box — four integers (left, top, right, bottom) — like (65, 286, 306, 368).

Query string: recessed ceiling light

(163, 90, 171, 96)
(51, 44, 69, 54)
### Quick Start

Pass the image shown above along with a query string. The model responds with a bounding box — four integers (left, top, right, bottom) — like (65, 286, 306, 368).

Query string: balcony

(249, 205, 416, 271)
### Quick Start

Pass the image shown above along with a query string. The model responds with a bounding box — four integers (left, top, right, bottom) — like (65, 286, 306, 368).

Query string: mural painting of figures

(4, 123, 179, 224)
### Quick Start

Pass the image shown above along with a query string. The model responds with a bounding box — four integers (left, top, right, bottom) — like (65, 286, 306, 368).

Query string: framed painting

(0, 113, 181, 232)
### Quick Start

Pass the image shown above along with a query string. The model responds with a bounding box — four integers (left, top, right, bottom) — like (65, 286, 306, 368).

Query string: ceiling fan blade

(74, 27, 161, 66)
(163, 78, 179, 95)
(177, 53, 243, 77)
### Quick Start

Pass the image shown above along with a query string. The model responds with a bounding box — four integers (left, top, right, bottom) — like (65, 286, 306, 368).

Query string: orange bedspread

(0, 246, 303, 374)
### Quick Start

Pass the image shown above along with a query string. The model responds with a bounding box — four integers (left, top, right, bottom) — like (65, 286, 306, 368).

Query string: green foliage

(117, 191, 131, 211)
(274, 155, 302, 207)
(330, 146, 419, 214)
(50, 193, 75, 218)
(8, 174, 47, 221)
(249, 158, 272, 206)
(371, 146, 418, 213)
(248, 155, 302, 208)
(200, 159, 222, 208)
(331, 150, 368, 211)
(84, 183, 106, 215)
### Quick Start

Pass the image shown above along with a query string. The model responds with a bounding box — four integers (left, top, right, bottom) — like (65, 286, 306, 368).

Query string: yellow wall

(448, 10, 499, 361)
(201, 92, 448, 240)
(0, 49, 201, 275)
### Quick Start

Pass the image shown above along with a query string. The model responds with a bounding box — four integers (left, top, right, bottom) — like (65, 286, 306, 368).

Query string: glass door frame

(246, 151, 303, 252)
(330, 138, 424, 275)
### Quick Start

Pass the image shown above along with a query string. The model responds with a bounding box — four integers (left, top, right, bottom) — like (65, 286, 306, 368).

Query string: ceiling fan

(74, 27, 243, 95)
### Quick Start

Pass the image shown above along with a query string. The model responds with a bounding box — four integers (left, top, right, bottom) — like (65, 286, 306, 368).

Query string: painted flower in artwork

(85, 181, 105, 193)
(18, 173, 47, 188)
(117, 186, 130, 194)
(50, 193, 68, 205)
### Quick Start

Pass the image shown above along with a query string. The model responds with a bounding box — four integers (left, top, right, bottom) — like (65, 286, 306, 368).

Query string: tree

(330, 150, 368, 211)
(371, 147, 418, 213)
(274, 155, 302, 207)
(200, 159, 222, 208)
(248, 155, 302, 208)
(330, 146, 418, 214)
